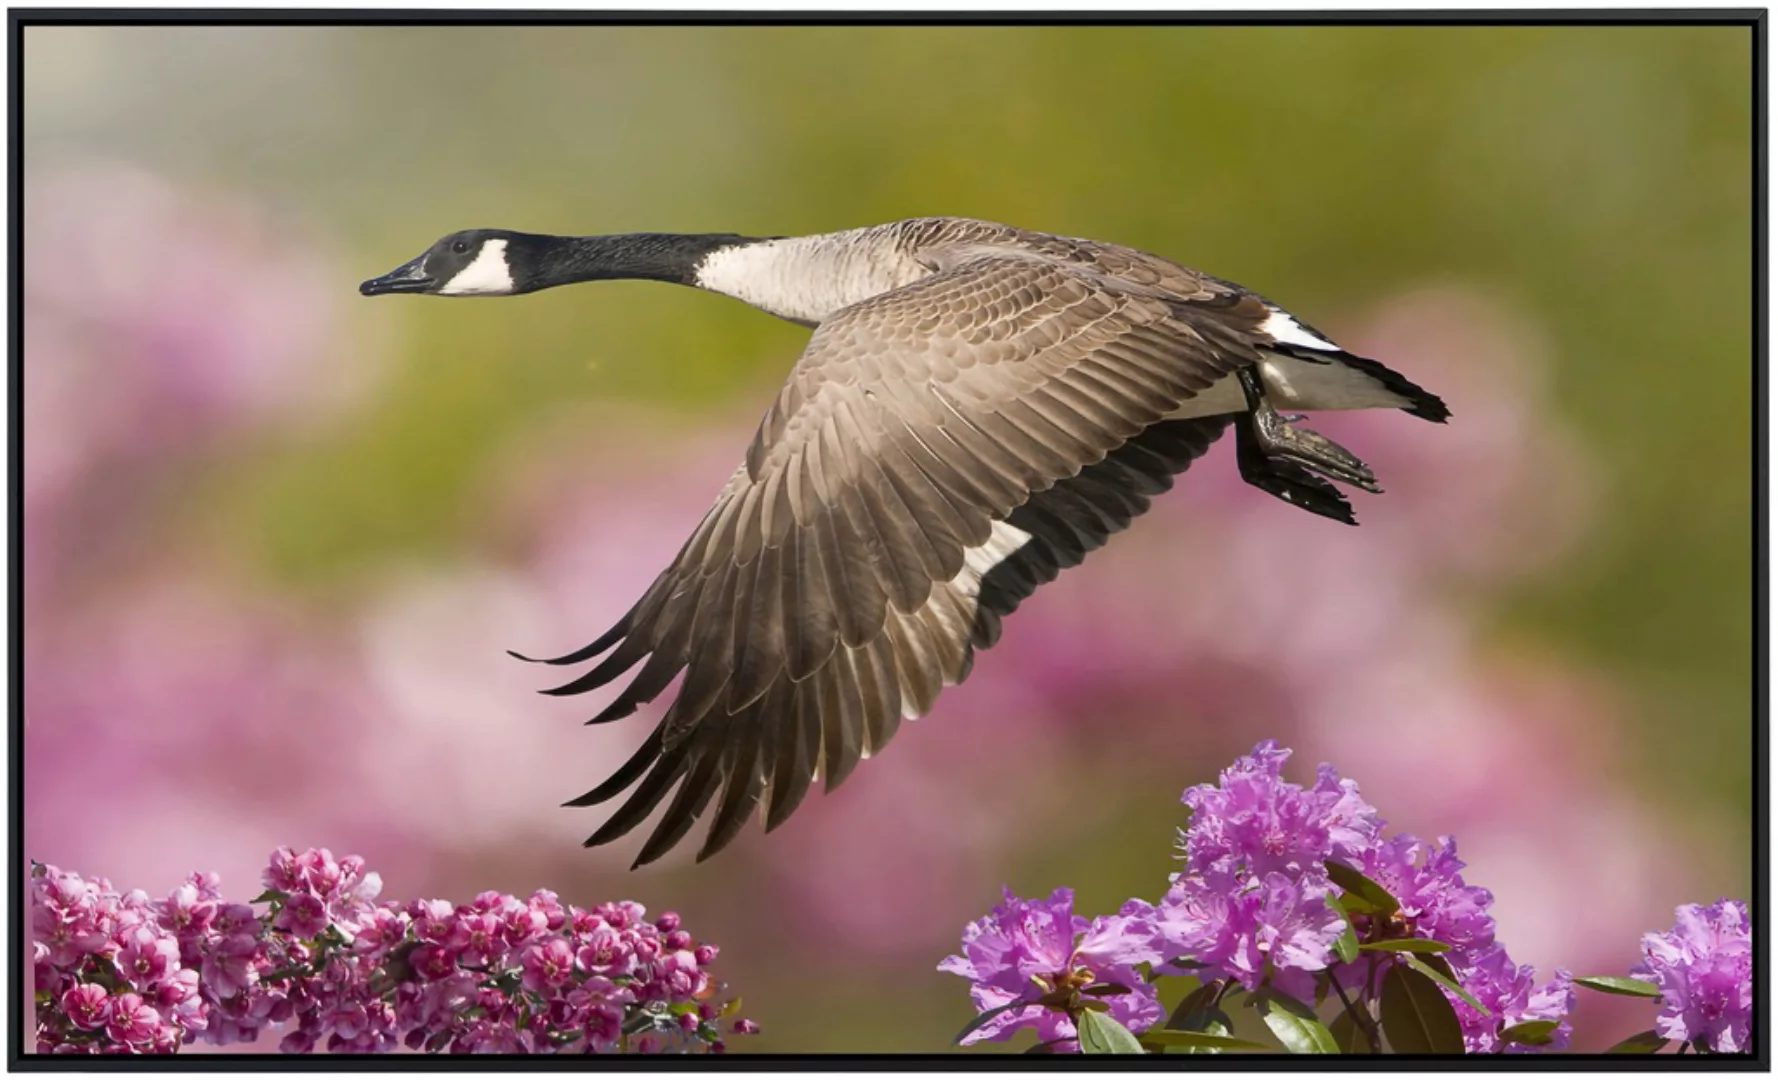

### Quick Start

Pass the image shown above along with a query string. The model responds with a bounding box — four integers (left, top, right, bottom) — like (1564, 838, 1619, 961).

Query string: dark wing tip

(564, 729, 664, 807)
(512, 604, 640, 667)
(1406, 394, 1452, 424)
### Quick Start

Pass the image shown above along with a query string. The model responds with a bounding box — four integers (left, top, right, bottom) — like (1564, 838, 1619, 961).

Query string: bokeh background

(22, 24, 1753, 1053)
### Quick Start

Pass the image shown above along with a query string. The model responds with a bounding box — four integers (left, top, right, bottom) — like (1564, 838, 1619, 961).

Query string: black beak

(359, 255, 435, 296)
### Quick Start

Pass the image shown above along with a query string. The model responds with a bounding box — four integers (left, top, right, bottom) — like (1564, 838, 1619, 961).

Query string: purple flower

(1352, 834, 1496, 959)
(1631, 899, 1752, 1053)
(1179, 741, 1383, 880)
(940, 887, 1163, 1048)
(1447, 943, 1573, 1053)
(1154, 868, 1345, 999)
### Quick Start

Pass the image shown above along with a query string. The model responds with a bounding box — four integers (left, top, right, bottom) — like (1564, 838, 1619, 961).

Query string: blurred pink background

(20, 21, 1753, 1054)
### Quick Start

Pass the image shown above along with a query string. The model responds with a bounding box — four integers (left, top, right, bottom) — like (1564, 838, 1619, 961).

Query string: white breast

(693, 232, 927, 325)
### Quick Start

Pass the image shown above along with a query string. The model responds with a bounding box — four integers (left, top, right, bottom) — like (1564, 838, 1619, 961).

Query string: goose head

(361, 229, 772, 301)
(360, 229, 534, 297)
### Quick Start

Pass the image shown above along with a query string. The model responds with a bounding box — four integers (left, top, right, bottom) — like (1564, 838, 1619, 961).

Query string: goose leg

(1233, 367, 1382, 525)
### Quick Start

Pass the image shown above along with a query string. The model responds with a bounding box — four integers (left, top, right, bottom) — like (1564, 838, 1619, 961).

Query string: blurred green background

(24, 23, 1752, 1054)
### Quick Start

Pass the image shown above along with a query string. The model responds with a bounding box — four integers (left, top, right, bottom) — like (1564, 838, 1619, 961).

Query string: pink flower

(157, 883, 215, 938)
(574, 926, 636, 978)
(445, 911, 496, 968)
(150, 968, 206, 1033)
(263, 847, 303, 893)
(103, 992, 163, 1047)
(520, 936, 575, 993)
(114, 926, 179, 988)
(409, 944, 460, 982)
(351, 907, 410, 961)
(60, 983, 110, 1031)
(409, 898, 457, 943)
(200, 933, 261, 999)
(528, 889, 567, 932)
(274, 892, 329, 939)
(212, 903, 260, 938)
(583, 1001, 625, 1050)
(501, 904, 549, 946)
(279, 1028, 318, 1053)
(33, 849, 743, 1055)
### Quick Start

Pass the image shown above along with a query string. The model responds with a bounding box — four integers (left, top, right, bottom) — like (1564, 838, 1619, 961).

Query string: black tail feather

(1276, 345, 1451, 424)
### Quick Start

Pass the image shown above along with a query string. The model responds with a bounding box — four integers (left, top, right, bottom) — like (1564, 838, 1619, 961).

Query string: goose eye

(451, 240, 470, 255)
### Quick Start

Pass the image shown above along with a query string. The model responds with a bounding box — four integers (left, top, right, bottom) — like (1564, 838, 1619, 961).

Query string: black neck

(510, 232, 760, 292)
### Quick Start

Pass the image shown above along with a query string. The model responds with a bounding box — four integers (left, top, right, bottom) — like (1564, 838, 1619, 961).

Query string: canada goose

(362, 216, 1448, 867)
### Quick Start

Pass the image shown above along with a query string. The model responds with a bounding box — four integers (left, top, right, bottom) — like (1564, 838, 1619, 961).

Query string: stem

(1327, 971, 1382, 1054)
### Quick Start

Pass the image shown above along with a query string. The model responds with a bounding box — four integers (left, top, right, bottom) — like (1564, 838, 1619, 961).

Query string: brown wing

(530, 255, 1270, 867)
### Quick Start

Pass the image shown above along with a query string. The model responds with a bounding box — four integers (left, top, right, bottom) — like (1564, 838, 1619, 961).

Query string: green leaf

(1076, 1008, 1146, 1054)
(1165, 985, 1236, 1056)
(1605, 1029, 1670, 1053)
(1330, 896, 1360, 965)
(1164, 980, 1220, 1029)
(1500, 1019, 1562, 1046)
(250, 888, 289, 904)
(1329, 1008, 1374, 1054)
(1358, 938, 1452, 954)
(1404, 954, 1490, 1015)
(1380, 963, 1466, 1054)
(1138, 1030, 1271, 1051)
(1081, 982, 1133, 997)
(1324, 860, 1400, 918)
(1256, 989, 1339, 1054)
(1575, 976, 1663, 999)
(954, 999, 1035, 1045)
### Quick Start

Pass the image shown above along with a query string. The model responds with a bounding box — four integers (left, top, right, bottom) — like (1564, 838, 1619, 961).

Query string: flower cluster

(939, 889, 1163, 1050)
(942, 742, 1636, 1055)
(32, 865, 207, 1053)
(1162, 741, 1572, 1052)
(1154, 742, 1381, 1002)
(31, 849, 756, 1055)
(1631, 899, 1752, 1053)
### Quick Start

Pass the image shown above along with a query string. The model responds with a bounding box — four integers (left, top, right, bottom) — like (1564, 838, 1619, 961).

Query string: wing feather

(541, 253, 1262, 865)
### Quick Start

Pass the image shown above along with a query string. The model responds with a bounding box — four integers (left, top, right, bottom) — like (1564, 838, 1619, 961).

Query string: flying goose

(361, 217, 1447, 867)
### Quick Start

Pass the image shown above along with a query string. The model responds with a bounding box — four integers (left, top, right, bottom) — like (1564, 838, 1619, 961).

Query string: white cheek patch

(1260, 308, 1341, 353)
(438, 239, 514, 296)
